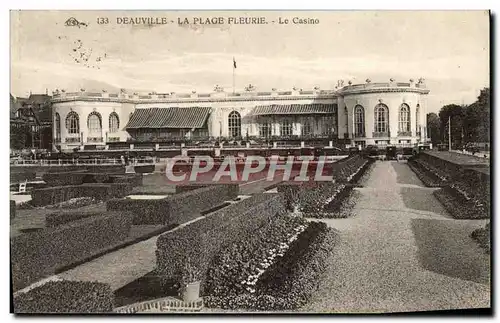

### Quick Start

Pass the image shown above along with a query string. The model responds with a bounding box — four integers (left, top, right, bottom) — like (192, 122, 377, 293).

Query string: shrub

(10, 200, 16, 219)
(13, 280, 114, 313)
(45, 209, 102, 227)
(11, 211, 133, 291)
(471, 223, 490, 253)
(155, 194, 283, 292)
(42, 171, 88, 187)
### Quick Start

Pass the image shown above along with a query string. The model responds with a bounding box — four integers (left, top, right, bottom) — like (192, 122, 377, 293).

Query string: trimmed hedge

(45, 210, 102, 227)
(10, 200, 16, 219)
(471, 223, 490, 253)
(82, 173, 110, 184)
(155, 194, 284, 293)
(204, 222, 337, 310)
(10, 171, 37, 184)
(107, 184, 237, 225)
(175, 183, 239, 194)
(85, 165, 126, 174)
(108, 174, 143, 187)
(13, 280, 114, 313)
(134, 165, 155, 174)
(11, 211, 133, 291)
(42, 171, 88, 187)
(433, 187, 489, 219)
(32, 183, 133, 206)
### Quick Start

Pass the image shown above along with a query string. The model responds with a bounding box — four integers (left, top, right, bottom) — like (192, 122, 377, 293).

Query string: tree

(462, 88, 490, 144)
(439, 104, 466, 148)
(426, 112, 440, 145)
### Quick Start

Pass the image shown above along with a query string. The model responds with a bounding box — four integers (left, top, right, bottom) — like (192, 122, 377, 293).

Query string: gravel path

(302, 161, 490, 313)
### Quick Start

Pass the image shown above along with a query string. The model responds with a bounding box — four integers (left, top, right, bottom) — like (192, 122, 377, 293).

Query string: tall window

(87, 112, 102, 135)
(374, 104, 389, 133)
(109, 112, 120, 133)
(55, 113, 61, 142)
(259, 122, 271, 138)
(228, 111, 241, 137)
(354, 105, 365, 136)
(322, 116, 335, 135)
(66, 111, 80, 134)
(416, 104, 420, 133)
(281, 120, 292, 136)
(399, 104, 411, 133)
(302, 119, 312, 136)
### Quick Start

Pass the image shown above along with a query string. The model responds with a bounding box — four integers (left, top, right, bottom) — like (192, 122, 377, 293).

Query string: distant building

(10, 93, 52, 150)
(50, 80, 429, 152)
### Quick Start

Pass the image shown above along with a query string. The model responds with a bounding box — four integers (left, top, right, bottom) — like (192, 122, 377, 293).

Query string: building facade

(51, 79, 429, 151)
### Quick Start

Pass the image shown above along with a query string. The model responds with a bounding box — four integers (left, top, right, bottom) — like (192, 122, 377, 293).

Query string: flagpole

(232, 65, 235, 94)
(233, 57, 236, 94)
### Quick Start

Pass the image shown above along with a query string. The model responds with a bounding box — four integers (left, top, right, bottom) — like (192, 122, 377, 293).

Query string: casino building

(50, 78, 429, 152)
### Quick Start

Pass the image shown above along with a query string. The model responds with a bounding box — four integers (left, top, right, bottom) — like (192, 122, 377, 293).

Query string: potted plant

(179, 259, 202, 302)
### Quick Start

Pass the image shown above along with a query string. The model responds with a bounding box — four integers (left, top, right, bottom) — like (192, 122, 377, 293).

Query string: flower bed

(155, 194, 283, 292)
(13, 280, 114, 313)
(204, 214, 307, 297)
(175, 183, 239, 194)
(42, 171, 88, 187)
(11, 211, 133, 291)
(407, 159, 443, 187)
(204, 221, 338, 310)
(82, 173, 110, 184)
(471, 222, 490, 253)
(46, 197, 96, 210)
(433, 187, 489, 219)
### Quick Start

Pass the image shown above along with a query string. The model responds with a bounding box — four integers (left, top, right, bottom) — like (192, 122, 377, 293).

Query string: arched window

(354, 105, 365, 136)
(281, 120, 292, 136)
(416, 104, 420, 134)
(65, 111, 80, 134)
(228, 111, 241, 137)
(109, 112, 120, 133)
(399, 104, 411, 133)
(374, 104, 389, 133)
(87, 112, 102, 134)
(55, 113, 61, 142)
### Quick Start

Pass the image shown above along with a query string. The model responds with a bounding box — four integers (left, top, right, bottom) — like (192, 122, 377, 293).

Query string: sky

(10, 10, 490, 113)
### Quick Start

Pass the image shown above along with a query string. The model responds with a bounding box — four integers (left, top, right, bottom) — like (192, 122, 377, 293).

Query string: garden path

(302, 160, 490, 313)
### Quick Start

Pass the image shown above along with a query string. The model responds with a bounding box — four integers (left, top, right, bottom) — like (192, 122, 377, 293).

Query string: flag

(233, 57, 237, 69)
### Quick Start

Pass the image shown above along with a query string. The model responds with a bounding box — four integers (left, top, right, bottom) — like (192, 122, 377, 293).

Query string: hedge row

(45, 210, 102, 227)
(175, 183, 239, 194)
(11, 211, 133, 291)
(109, 174, 143, 187)
(10, 200, 16, 219)
(10, 171, 37, 184)
(32, 183, 133, 206)
(407, 159, 444, 187)
(134, 165, 155, 174)
(155, 194, 284, 292)
(13, 280, 114, 313)
(107, 184, 237, 225)
(42, 170, 88, 187)
(204, 222, 337, 310)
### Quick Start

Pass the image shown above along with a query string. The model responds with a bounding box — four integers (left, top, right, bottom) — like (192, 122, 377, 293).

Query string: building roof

(126, 107, 211, 129)
(249, 104, 336, 116)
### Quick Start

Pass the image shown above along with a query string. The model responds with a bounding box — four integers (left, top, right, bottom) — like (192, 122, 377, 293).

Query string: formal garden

(11, 153, 376, 313)
(407, 151, 490, 253)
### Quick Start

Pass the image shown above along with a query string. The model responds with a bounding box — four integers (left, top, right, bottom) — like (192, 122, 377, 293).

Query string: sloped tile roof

(250, 104, 336, 116)
(126, 107, 211, 129)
